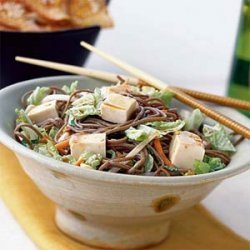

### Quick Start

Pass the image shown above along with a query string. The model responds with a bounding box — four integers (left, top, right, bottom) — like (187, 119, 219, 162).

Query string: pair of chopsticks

(16, 56, 250, 111)
(15, 42, 250, 139)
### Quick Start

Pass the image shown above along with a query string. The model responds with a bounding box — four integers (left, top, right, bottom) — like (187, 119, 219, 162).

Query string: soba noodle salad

(14, 81, 241, 176)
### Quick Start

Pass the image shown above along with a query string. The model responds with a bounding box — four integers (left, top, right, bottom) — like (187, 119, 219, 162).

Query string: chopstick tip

(80, 41, 93, 50)
(80, 41, 87, 46)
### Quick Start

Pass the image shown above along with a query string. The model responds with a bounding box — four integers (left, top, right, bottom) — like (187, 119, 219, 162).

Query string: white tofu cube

(100, 84, 131, 98)
(69, 133, 106, 159)
(169, 131, 205, 170)
(101, 93, 137, 123)
(27, 100, 58, 124)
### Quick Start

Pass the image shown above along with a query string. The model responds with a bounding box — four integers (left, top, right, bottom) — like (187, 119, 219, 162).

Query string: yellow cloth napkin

(0, 144, 249, 250)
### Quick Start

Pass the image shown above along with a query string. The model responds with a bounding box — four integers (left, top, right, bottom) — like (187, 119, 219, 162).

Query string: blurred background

(1, 0, 249, 111)
(0, 0, 249, 249)
(86, 0, 249, 114)
(88, 0, 241, 93)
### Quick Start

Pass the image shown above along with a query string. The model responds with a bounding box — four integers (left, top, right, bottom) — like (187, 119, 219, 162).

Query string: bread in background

(69, 0, 113, 28)
(0, 0, 113, 31)
(0, 0, 42, 31)
(22, 0, 69, 23)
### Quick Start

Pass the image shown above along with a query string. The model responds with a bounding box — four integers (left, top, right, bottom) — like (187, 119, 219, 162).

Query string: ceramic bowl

(0, 76, 249, 249)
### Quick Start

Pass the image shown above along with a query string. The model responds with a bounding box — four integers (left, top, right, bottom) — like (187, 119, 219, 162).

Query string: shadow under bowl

(0, 76, 249, 249)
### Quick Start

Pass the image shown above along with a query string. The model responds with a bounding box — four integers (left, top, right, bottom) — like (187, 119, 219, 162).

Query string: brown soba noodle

(14, 81, 240, 176)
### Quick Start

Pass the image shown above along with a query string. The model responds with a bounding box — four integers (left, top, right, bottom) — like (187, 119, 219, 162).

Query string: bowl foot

(55, 206, 170, 250)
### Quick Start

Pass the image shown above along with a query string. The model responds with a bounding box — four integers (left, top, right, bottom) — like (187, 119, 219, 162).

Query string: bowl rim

(0, 26, 101, 35)
(0, 76, 249, 186)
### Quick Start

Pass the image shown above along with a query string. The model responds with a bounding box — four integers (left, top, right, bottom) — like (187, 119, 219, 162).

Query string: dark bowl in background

(0, 27, 101, 88)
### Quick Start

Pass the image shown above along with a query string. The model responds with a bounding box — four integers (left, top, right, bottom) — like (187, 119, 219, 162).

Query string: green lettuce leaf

(125, 125, 160, 141)
(125, 120, 183, 142)
(15, 108, 46, 141)
(131, 86, 173, 106)
(137, 125, 160, 135)
(19, 124, 47, 144)
(203, 155, 226, 171)
(27, 87, 50, 105)
(194, 155, 226, 174)
(22, 128, 39, 142)
(152, 90, 173, 106)
(15, 109, 32, 124)
(71, 92, 95, 106)
(144, 154, 154, 172)
(62, 81, 78, 94)
(164, 166, 180, 174)
(49, 126, 59, 139)
(67, 88, 103, 120)
(184, 109, 204, 131)
(194, 160, 211, 174)
(68, 114, 76, 127)
(33, 141, 62, 160)
(141, 86, 157, 96)
(146, 120, 185, 133)
(107, 150, 116, 159)
(94, 88, 104, 110)
(67, 105, 97, 120)
(125, 127, 149, 141)
(79, 151, 103, 169)
(62, 155, 76, 164)
(203, 123, 236, 152)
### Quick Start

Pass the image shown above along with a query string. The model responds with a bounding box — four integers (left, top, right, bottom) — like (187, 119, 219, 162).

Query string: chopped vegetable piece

(144, 154, 154, 172)
(184, 109, 204, 131)
(203, 123, 236, 152)
(76, 151, 103, 169)
(107, 150, 116, 159)
(66, 89, 103, 120)
(194, 160, 211, 174)
(152, 90, 173, 106)
(27, 86, 50, 105)
(49, 126, 59, 139)
(146, 120, 185, 133)
(15, 109, 32, 124)
(125, 127, 148, 142)
(62, 81, 78, 94)
(194, 155, 225, 174)
(34, 141, 61, 160)
(153, 138, 172, 166)
(55, 139, 70, 152)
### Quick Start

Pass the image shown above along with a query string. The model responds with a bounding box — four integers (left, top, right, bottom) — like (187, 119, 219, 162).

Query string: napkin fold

(0, 144, 249, 250)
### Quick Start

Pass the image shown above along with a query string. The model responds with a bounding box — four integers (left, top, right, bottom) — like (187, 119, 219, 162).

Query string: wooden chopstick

(80, 41, 250, 139)
(15, 56, 136, 84)
(15, 56, 250, 111)
(172, 87, 250, 111)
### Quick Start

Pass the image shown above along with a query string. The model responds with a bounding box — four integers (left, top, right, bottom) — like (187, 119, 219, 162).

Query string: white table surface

(1, 1, 249, 249)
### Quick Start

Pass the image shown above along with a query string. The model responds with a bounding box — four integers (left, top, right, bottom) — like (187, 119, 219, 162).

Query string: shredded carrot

(75, 158, 84, 166)
(55, 139, 70, 150)
(40, 135, 51, 143)
(153, 138, 172, 166)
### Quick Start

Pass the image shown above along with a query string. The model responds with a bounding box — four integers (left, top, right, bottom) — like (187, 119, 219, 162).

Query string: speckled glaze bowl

(0, 76, 249, 249)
